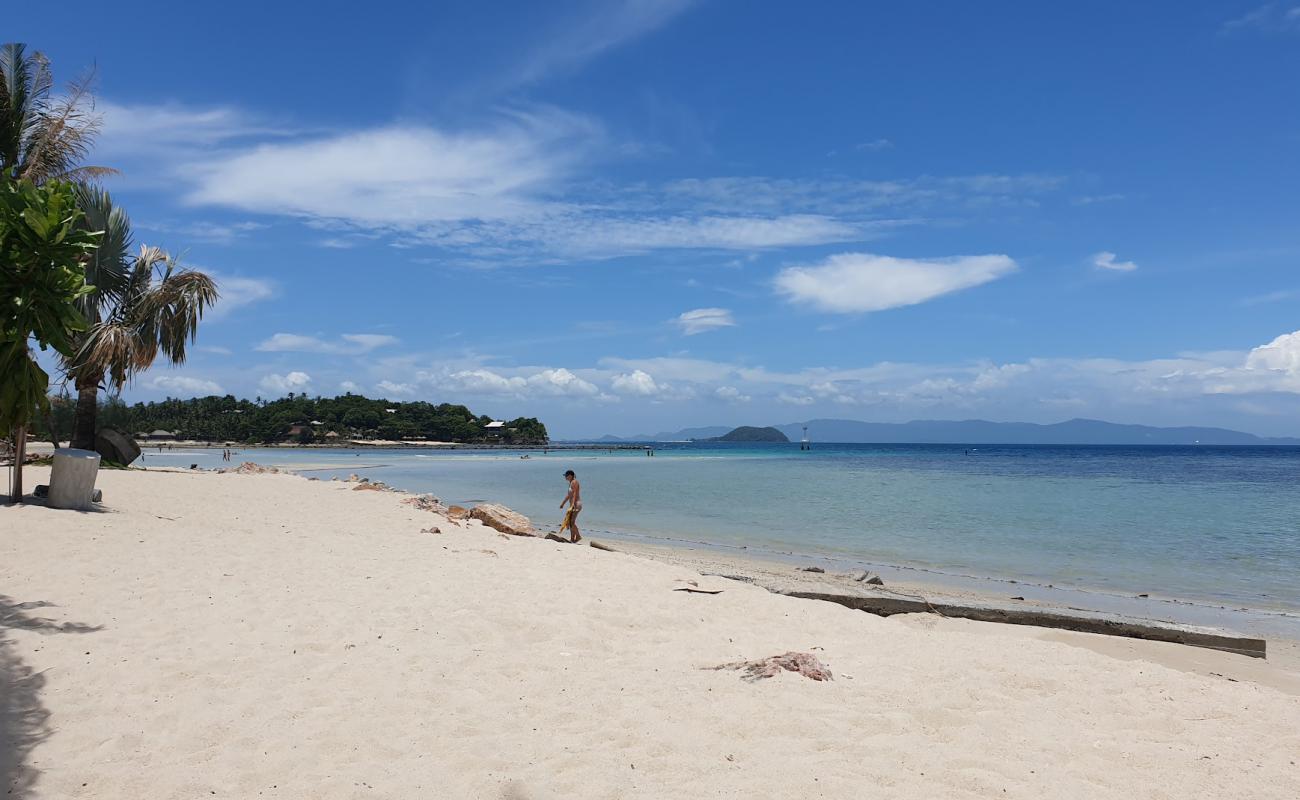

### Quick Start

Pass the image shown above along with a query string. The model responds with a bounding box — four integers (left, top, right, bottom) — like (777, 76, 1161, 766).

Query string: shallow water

(144, 443, 1300, 615)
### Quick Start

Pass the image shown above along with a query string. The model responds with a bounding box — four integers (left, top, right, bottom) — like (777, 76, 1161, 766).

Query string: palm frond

(55, 165, 120, 182)
(73, 182, 133, 309)
(73, 246, 220, 391)
(0, 43, 44, 175)
(20, 69, 104, 183)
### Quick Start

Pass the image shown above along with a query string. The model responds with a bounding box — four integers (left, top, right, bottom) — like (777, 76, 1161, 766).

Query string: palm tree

(0, 42, 114, 184)
(67, 214, 219, 449)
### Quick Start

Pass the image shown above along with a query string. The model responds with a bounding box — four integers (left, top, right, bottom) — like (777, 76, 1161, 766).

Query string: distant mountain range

(592, 418, 1300, 445)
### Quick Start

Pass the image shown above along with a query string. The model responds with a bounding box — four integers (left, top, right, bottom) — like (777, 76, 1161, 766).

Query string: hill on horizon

(775, 418, 1300, 446)
(706, 426, 789, 443)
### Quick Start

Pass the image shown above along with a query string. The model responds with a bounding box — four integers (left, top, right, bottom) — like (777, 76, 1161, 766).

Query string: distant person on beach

(559, 469, 582, 543)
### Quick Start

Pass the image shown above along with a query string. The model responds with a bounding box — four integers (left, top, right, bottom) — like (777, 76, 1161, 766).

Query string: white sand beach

(3, 466, 1299, 799)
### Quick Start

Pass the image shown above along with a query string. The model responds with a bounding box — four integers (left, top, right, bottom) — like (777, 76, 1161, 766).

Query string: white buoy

(48, 448, 102, 510)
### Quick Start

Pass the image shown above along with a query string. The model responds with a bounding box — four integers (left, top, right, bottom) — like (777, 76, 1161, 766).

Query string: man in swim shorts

(560, 469, 582, 543)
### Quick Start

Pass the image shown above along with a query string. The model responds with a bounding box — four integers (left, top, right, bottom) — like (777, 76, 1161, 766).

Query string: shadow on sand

(0, 595, 101, 798)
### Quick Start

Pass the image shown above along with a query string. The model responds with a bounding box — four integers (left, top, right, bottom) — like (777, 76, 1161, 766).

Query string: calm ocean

(144, 443, 1300, 619)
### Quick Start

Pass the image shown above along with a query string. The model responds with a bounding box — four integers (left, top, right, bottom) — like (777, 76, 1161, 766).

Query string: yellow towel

(559, 506, 577, 532)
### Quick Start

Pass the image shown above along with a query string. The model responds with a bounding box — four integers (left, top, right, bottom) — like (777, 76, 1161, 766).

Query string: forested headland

(35, 393, 549, 445)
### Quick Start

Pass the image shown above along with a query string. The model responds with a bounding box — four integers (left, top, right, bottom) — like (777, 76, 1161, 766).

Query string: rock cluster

(402, 494, 448, 514)
(710, 652, 833, 682)
(225, 462, 290, 475)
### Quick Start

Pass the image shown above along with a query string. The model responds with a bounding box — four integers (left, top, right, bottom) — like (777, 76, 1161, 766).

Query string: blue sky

(15, 1, 1300, 437)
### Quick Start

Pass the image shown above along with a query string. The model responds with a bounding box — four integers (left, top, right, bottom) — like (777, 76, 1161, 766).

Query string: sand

(2, 467, 1299, 799)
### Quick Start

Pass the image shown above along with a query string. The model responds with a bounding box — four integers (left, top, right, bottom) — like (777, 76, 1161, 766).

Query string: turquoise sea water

(143, 443, 1300, 617)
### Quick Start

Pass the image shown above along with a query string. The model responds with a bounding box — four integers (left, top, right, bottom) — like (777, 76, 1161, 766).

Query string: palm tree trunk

(10, 427, 26, 503)
(71, 377, 99, 451)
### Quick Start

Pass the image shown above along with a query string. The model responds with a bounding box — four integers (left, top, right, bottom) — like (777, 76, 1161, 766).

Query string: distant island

(706, 426, 790, 443)
(594, 417, 1300, 445)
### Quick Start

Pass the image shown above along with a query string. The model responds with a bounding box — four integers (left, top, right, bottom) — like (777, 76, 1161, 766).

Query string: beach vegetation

(0, 176, 100, 497)
(2, 42, 220, 451)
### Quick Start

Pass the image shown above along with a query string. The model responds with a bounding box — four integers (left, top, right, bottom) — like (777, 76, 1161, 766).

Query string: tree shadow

(0, 595, 102, 798)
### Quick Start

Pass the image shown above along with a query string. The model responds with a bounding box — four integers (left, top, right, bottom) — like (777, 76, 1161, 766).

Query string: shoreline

(3, 465, 1299, 797)
(116, 446, 1300, 635)
(142, 459, 1300, 652)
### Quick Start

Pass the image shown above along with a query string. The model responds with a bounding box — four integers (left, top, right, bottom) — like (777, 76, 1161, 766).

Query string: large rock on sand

(469, 503, 535, 536)
(95, 427, 141, 466)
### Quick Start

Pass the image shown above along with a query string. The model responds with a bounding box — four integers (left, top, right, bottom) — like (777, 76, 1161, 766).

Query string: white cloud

(778, 392, 816, 405)
(1092, 251, 1138, 272)
(186, 110, 597, 227)
(207, 273, 276, 319)
(715, 385, 750, 402)
(256, 333, 399, 355)
(340, 381, 359, 392)
(376, 380, 416, 397)
(855, 138, 893, 151)
(198, 345, 232, 356)
(441, 367, 600, 398)
(775, 252, 1018, 313)
(148, 375, 224, 395)
(1246, 331, 1300, 374)
(611, 369, 662, 396)
(259, 371, 312, 394)
(674, 307, 736, 335)
(526, 368, 601, 397)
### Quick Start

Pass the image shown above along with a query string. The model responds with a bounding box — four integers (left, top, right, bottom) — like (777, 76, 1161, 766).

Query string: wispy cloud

(855, 138, 893, 151)
(256, 333, 400, 355)
(107, 94, 1073, 264)
(1092, 251, 1138, 272)
(1222, 3, 1300, 34)
(506, 0, 698, 88)
(1072, 193, 1125, 206)
(775, 252, 1018, 313)
(1240, 288, 1300, 306)
(137, 220, 268, 245)
(673, 307, 736, 335)
(148, 375, 224, 395)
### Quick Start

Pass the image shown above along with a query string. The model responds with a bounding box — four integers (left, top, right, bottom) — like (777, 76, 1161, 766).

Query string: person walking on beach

(560, 469, 582, 543)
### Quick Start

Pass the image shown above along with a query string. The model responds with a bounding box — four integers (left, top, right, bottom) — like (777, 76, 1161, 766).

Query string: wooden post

(11, 426, 25, 503)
